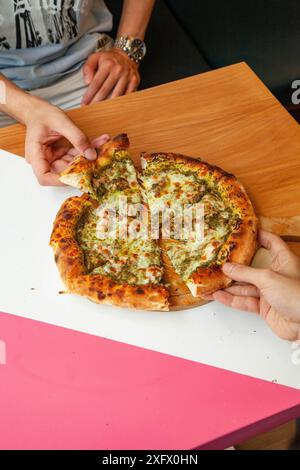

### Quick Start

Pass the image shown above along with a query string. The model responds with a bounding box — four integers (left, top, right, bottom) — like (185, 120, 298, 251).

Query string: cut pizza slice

(51, 135, 169, 311)
(60, 133, 142, 200)
(141, 152, 258, 298)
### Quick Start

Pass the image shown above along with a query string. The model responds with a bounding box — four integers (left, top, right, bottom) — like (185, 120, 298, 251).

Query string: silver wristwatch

(114, 36, 147, 64)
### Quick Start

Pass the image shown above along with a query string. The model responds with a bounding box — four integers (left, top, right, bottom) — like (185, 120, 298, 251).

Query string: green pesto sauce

(76, 204, 163, 286)
(165, 210, 240, 281)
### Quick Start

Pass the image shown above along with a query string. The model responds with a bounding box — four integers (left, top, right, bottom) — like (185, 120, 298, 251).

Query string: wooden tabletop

(0, 62, 300, 218)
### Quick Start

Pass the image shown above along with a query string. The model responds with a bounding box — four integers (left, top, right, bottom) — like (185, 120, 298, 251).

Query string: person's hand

(24, 99, 109, 186)
(207, 230, 300, 341)
(82, 48, 140, 105)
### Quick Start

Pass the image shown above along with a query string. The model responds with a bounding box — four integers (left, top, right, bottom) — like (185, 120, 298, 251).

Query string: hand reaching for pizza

(24, 100, 110, 186)
(207, 230, 300, 341)
(82, 49, 140, 105)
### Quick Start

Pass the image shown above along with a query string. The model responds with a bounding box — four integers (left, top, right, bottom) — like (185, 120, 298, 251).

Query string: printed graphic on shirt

(14, 0, 42, 48)
(41, 0, 79, 45)
(0, 36, 10, 51)
(2, 0, 86, 50)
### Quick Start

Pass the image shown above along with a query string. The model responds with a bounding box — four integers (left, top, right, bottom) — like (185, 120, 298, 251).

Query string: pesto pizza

(50, 134, 258, 311)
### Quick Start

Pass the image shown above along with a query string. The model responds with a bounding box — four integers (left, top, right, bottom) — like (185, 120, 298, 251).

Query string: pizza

(50, 134, 258, 310)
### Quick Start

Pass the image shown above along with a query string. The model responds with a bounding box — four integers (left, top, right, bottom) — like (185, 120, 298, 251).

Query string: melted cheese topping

(142, 171, 205, 208)
(92, 156, 141, 199)
(77, 208, 163, 285)
(76, 153, 163, 286)
(142, 159, 238, 282)
(165, 222, 228, 281)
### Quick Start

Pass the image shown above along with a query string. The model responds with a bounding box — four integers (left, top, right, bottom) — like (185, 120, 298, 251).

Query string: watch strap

(114, 36, 146, 64)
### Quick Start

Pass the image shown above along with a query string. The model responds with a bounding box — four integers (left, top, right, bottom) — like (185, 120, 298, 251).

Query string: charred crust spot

(73, 199, 82, 207)
(115, 289, 125, 299)
(207, 163, 235, 179)
(97, 291, 106, 300)
(113, 133, 129, 148)
(231, 230, 241, 239)
(136, 288, 145, 295)
(61, 244, 69, 252)
(61, 211, 72, 220)
(234, 219, 243, 229)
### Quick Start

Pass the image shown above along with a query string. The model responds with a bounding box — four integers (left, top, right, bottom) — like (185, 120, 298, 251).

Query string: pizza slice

(60, 133, 143, 200)
(141, 152, 258, 298)
(50, 135, 169, 311)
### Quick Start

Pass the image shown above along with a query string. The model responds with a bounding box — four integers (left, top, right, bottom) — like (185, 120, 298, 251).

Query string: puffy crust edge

(50, 195, 169, 311)
(188, 216, 258, 297)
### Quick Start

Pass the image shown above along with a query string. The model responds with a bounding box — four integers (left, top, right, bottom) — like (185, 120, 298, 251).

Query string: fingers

(223, 262, 269, 287)
(202, 293, 214, 300)
(202, 283, 259, 301)
(90, 71, 120, 103)
(111, 75, 130, 99)
(212, 290, 260, 313)
(63, 148, 79, 158)
(51, 158, 70, 175)
(82, 66, 111, 105)
(82, 53, 99, 85)
(259, 230, 300, 277)
(62, 155, 74, 163)
(126, 75, 140, 95)
(62, 118, 97, 160)
(64, 134, 110, 158)
(82, 51, 140, 104)
(30, 142, 65, 186)
(202, 282, 259, 301)
(91, 134, 110, 148)
(224, 284, 260, 297)
(259, 230, 289, 256)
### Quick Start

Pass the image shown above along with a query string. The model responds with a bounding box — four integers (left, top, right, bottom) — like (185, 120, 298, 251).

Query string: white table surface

(0, 150, 299, 389)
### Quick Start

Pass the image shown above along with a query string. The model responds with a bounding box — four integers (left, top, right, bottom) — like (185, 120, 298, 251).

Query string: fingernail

(83, 73, 91, 85)
(84, 148, 97, 160)
(223, 263, 234, 274)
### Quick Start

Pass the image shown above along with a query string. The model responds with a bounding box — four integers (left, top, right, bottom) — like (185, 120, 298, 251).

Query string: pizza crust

(50, 195, 169, 311)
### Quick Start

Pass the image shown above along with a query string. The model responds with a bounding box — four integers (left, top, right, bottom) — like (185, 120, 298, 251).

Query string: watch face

(130, 38, 146, 62)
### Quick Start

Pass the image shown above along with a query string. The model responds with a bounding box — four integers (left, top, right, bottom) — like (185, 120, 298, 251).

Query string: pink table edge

(0, 310, 299, 450)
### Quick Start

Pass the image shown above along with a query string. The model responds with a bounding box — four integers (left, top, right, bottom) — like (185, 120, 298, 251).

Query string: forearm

(0, 74, 43, 125)
(117, 0, 156, 39)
